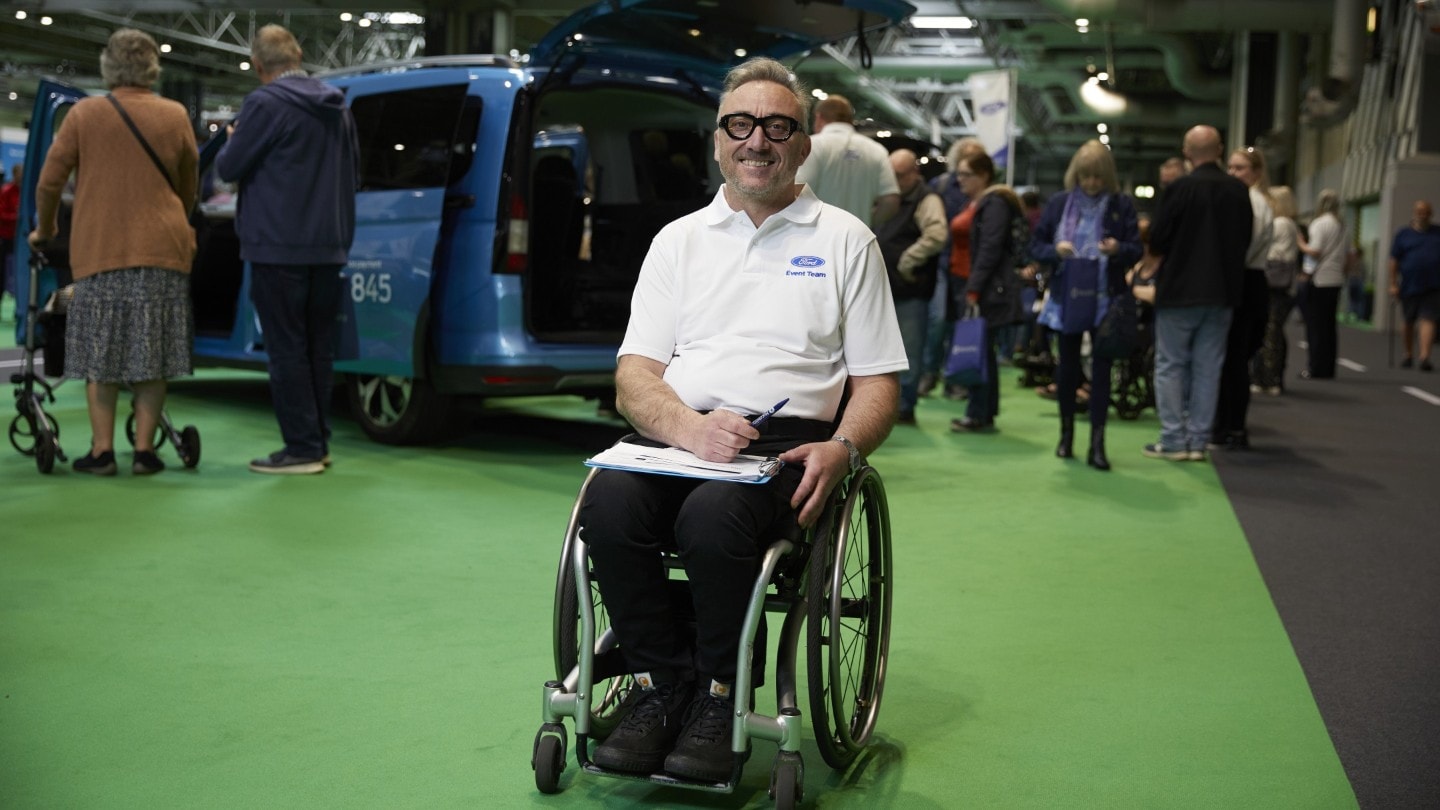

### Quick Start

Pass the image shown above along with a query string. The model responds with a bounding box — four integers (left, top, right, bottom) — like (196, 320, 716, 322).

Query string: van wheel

(346, 374, 456, 445)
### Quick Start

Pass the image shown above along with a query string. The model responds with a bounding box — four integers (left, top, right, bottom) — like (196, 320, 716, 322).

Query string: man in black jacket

(1144, 126, 1253, 461)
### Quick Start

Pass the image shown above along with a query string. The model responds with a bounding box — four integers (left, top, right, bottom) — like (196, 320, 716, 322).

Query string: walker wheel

(124, 413, 168, 450)
(179, 425, 202, 468)
(10, 413, 37, 456)
(35, 433, 56, 474)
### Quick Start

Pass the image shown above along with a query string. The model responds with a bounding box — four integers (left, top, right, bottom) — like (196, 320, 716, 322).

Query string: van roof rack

(317, 54, 517, 78)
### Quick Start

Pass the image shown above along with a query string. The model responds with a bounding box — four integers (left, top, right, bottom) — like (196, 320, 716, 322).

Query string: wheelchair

(1110, 299, 1156, 421)
(533, 461, 893, 809)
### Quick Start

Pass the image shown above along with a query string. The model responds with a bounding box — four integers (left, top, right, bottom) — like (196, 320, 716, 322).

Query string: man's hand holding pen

(685, 409, 759, 463)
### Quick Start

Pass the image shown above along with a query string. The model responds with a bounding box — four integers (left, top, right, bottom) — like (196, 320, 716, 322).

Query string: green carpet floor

(0, 368, 1356, 808)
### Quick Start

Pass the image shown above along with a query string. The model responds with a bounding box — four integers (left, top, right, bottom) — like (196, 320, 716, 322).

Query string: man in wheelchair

(578, 57, 907, 783)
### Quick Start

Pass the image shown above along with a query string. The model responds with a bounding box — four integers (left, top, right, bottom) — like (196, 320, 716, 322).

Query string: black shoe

(664, 684, 744, 783)
(896, 410, 916, 426)
(918, 373, 937, 396)
(592, 681, 693, 774)
(132, 450, 166, 475)
(1400, 357, 1414, 369)
(1422, 359, 1434, 372)
(249, 451, 325, 475)
(949, 417, 995, 433)
(73, 450, 117, 476)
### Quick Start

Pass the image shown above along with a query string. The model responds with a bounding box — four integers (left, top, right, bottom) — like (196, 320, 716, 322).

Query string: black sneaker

(249, 451, 325, 475)
(591, 680, 693, 774)
(132, 450, 166, 475)
(73, 450, 117, 476)
(664, 683, 744, 783)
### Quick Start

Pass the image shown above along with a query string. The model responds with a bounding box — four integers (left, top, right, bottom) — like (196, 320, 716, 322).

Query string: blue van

(17, 0, 912, 443)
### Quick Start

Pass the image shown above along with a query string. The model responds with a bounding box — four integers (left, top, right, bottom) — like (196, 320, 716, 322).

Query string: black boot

(1055, 415, 1074, 459)
(1086, 426, 1111, 471)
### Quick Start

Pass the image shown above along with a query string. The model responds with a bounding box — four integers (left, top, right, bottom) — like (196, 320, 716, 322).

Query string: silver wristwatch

(831, 435, 861, 472)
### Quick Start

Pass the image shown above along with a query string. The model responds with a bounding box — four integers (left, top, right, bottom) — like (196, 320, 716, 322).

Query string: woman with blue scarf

(1031, 141, 1141, 470)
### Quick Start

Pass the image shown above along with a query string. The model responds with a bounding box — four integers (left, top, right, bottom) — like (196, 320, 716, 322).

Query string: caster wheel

(770, 753, 803, 809)
(532, 726, 566, 795)
(179, 425, 202, 468)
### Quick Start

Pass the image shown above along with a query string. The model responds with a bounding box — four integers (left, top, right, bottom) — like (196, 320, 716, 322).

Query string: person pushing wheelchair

(578, 57, 907, 782)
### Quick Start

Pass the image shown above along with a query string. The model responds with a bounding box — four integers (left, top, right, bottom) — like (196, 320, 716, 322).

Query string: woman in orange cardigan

(29, 28, 197, 475)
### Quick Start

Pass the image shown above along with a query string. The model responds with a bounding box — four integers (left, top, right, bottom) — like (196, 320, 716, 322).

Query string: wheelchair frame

(534, 463, 893, 809)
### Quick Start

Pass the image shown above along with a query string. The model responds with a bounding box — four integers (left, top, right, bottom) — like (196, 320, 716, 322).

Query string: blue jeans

(921, 272, 950, 377)
(1153, 305, 1232, 452)
(250, 263, 345, 459)
(895, 296, 928, 414)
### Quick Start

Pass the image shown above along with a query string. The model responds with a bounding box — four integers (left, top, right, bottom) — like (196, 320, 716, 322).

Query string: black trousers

(579, 418, 831, 685)
(1214, 270, 1269, 437)
(1304, 285, 1342, 378)
(1251, 288, 1294, 390)
(1056, 331, 1111, 428)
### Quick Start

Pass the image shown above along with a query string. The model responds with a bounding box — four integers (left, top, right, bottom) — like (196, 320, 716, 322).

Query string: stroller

(9, 250, 202, 473)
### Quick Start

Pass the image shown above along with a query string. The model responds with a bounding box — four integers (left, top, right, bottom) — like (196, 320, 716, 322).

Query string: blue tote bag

(1055, 257, 1101, 334)
(944, 311, 989, 387)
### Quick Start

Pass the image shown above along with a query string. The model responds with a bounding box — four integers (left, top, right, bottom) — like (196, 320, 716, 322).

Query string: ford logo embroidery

(790, 256, 826, 268)
(980, 101, 1006, 115)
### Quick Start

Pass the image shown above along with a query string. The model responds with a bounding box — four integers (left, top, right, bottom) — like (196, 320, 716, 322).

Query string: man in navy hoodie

(217, 24, 359, 474)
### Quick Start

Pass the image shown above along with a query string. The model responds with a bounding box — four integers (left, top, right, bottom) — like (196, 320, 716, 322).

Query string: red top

(0, 180, 19, 240)
(948, 201, 977, 279)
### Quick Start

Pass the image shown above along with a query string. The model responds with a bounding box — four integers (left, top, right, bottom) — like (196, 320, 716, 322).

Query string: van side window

(349, 84, 472, 191)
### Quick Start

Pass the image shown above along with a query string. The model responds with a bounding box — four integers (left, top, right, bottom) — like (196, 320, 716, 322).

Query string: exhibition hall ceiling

(0, 0, 1340, 181)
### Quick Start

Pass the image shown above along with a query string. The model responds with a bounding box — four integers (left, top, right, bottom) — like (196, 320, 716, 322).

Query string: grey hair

(1316, 188, 1342, 217)
(100, 28, 161, 89)
(945, 137, 985, 170)
(251, 24, 303, 74)
(719, 57, 811, 125)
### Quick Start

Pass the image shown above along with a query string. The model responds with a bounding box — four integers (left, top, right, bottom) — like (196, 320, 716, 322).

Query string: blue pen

(750, 398, 790, 428)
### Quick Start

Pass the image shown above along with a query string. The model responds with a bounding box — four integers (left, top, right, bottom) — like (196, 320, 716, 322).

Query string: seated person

(578, 57, 906, 782)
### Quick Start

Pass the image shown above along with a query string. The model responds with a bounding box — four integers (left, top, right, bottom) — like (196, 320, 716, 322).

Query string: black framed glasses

(718, 113, 802, 142)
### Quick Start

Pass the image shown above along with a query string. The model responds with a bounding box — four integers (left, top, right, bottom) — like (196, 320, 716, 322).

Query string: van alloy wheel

(346, 373, 456, 445)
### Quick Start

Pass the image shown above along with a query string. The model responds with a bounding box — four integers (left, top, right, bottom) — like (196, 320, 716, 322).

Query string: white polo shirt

(619, 185, 908, 423)
(793, 122, 899, 229)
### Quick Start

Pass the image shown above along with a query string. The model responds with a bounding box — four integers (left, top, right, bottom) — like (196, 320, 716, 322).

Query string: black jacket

(1147, 162, 1253, 309)
(963, 192, 1024, 326)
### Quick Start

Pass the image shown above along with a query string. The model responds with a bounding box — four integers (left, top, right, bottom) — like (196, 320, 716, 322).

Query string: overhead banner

(970, 69, 1015, 176)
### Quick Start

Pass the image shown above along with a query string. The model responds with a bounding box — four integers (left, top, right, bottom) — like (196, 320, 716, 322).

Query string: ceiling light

(358, 18, 372, 27)
(911, 16, 975, 29)
(340, 12, 352, 22)
(1099, 133, 1110, 145)
(15, 10, 27, 20)
(1080, 80, 1127, 115)
(41, 16, 53, 25)
(240, 61, 251, 71)
(160, 44, 172, 53)
(688, 29, 701, 37)
(1076, 18, 1090, 27)
(1097, 123, 1108, 133)
(1097, 71, 1109, 82)
(811, 88, 827, 99)
(734, 48, 747, 58)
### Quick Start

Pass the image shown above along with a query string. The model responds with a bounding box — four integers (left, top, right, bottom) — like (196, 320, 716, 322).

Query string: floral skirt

(64, 266, 193, 384)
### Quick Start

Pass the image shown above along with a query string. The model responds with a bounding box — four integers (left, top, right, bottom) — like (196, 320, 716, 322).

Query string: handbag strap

(107, 94, 178, 197)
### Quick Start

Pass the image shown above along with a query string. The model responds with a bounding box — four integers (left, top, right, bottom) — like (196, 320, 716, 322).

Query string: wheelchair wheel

(1110, 345, 1153, 421)
(10, 412, 38, 456)
(553, 529, 632, 740)
(769, 751, 804, 809)
(806, 466, 893, 770)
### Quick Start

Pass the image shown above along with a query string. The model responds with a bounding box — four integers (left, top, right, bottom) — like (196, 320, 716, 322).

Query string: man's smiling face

(713, 80, 810, 206)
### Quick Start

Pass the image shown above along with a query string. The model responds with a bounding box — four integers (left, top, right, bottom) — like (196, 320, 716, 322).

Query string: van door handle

(445, 194, 475, 209)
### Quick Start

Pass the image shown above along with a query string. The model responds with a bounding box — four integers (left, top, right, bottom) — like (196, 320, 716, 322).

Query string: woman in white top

(1252, 186, 1301, 394)
(1298, 189, 1346, 379)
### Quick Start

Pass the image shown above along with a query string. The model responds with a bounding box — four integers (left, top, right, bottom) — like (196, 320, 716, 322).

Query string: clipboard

(584, 440, 783, 484)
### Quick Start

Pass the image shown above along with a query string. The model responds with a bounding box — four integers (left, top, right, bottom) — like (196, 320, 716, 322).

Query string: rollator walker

(533, 455, 894, 809)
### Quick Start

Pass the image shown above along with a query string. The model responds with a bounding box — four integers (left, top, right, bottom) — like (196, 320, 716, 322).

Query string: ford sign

(790, 256, 826, 268)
